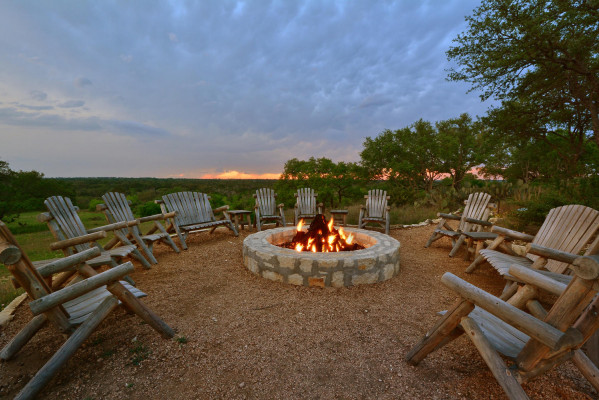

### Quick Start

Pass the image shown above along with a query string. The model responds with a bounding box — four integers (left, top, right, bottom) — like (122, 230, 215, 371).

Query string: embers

(279, 214, 364, 252)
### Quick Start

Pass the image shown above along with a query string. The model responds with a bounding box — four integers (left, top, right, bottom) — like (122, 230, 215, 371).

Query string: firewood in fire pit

(280, 214, 364, 252)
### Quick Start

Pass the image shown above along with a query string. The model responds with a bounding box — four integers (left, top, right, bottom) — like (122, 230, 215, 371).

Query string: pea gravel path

(0, 224, 595, 399)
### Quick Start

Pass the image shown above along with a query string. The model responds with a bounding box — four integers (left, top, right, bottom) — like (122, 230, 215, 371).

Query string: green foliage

(276, 157, 364, 208)
(361, 115, 486, 196)
(88, 199, 103, 212)
(128, 341, 150, 366)
(0, 159, 73, 222)
(135, 201, 161, 217)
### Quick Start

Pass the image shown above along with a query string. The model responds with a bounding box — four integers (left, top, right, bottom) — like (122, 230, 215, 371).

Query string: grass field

(1, 204, 438, 310)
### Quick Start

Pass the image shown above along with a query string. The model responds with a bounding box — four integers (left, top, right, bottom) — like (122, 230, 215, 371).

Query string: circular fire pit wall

(243, 227, 400, 287)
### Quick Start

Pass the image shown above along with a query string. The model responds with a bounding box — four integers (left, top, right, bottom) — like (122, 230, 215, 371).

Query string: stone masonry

(243, 227, 400, 287)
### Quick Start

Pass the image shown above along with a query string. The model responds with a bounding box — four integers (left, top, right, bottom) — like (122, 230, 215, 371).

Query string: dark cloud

(74, 77, 92, 87)
(20, 104, 54, 111)
(30, 90, 47, 101)
(0, 0, 490, 177)
(58, 100, 85, 108)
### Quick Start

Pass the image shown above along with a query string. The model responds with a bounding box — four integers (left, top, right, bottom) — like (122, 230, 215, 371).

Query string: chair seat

(479, 249, 533, 276)
(142, 233, 170, 242)
(87, 246, 137, 267)
(363, 216, 385, 222)
(435, 229, 460, 238)
(469, 306, 529, 359)
(64, 281, 146, 324)
(260, 215, 282, 219)
(179, 220, 231, 231)
(462, 231, 498, 240)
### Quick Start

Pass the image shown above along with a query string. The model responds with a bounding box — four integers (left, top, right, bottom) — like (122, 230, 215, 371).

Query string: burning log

(280, 214, 364, 252)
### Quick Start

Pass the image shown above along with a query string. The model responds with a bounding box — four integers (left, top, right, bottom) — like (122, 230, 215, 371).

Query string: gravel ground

(0, 224, 596, 399)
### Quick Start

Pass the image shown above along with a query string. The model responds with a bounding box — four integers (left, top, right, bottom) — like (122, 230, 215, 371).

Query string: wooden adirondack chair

(294, 188, 323, 225)
(358, 189, 391, 235)
(254, 188, 286, 232)
(466, 205, 599, 291)
(40, 196, 152, 286)
(0, 221, 174, 400)
(425, 192, 495, 258)
(98, 192, 179, 264)
(406, 255, 599, 399)
(156, 191, 238, 250)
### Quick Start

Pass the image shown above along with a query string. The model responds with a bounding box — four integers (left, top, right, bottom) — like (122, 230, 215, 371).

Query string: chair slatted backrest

(45, 196, 92, 253)
(256, 188, 277, 216)
(102, 192, 141, 236)
(297, 188, 317, 215)
(366, 189, 388, 218)
(459, 192, 492, 233)
(162, 192, 215, 227)
(529, 205, 599, 274)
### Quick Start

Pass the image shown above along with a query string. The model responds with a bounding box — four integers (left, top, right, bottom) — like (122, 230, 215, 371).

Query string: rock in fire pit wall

(242, 227, 400, 287)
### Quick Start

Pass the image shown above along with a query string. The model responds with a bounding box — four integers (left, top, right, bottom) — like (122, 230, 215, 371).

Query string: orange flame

(297, 219, 304, 232)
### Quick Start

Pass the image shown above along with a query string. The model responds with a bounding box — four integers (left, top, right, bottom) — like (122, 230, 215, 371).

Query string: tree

(361, 119, 444, 192)
(276, 157, 363, 208)
(436, 113, 488, 189)
(447, 0, 599, 145)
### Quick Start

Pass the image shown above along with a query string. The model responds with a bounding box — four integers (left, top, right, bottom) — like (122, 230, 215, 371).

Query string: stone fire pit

(242, 227, 400, 287)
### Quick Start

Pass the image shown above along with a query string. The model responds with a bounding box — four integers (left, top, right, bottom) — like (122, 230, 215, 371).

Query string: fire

(282, 214, 363, 252)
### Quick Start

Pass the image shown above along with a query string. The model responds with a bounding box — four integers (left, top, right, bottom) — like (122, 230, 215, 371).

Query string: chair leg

(449, 234, 466, 257)
(228, 220, 239, 237)
(14, 296, 119, 400)
(572, 349, 599, 393)
(131, 248, 152, 269)
(460, 317, 529, 399)
(107, 281, 175, 339)
(385, 214, 390, 235)
(406, 298, 474, 365)
(0, 314, 47, 361)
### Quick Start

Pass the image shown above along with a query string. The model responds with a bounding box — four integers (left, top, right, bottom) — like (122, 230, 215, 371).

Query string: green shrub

(88, 199, 103, 212)
(135, 201, 161, 217)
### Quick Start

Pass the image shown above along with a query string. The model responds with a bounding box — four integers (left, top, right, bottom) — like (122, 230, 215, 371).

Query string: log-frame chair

(39, 196, 152, 286)
(466, 205, 599, 298)
(156, 191, 238, 250)
(358, 189, 391, 235)
(253, 188, 286, 232)
(425, 192, 495, 258)
(98, 192, 180, 264)
(294, 188, 323, 226)
(0, 221, 174, 400)
(406, 253, 599, 399)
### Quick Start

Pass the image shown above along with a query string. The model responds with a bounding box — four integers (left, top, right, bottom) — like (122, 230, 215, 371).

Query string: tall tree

(436, 113, 488, 189)
(447, 0, 599, 145)
(361, 119, 443, 192)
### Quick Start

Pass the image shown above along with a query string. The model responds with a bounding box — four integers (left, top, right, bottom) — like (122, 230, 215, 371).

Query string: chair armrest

(491, 226, 535, 242)
(464, 217, 493, 227)
(360, 205, 367, 210)
(278, 203, 285, 209)
(526, 243, 578, 264)
(317, 203, 323, 208)
(96, 203, 107, 211)
(37, 247, 101, 278)
(87, 220, 139, 234)
(214, 205, 229, 214)
(441, 272, 583, 351)
(572, 254, 599, 280)
(437, 213, 461, 221)
(28, 262, 134, 315)
(154, 199, 164, 204)
(138, 211, 176, 223)
(508, 264, 568, 296)
(50, 231, 107, 251)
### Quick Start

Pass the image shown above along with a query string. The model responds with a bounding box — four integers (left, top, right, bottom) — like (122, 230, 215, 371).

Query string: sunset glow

(201, 170, 280, 180)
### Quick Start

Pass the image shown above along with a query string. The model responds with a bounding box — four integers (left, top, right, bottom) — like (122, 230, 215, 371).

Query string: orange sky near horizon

(200, 170, 281, 179)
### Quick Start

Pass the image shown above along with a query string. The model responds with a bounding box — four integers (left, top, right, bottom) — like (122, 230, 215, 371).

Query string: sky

(0, 0, 491, 179)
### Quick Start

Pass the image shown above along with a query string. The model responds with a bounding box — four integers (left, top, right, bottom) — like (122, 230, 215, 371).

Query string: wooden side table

(227, 210, 253, 232)
(329, 210, 348, 227)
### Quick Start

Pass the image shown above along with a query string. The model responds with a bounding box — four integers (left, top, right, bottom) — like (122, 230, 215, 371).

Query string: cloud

(168, 32, 178, 42)
(30, 90, 47, 101)
(359, 95, 393, 109)
(58, 100, 85, 108)
(74, 77, 92, 87)
(20, 104, 54, 111)
(103, 120, 170, 137)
